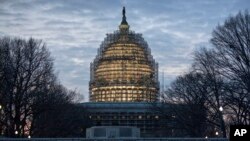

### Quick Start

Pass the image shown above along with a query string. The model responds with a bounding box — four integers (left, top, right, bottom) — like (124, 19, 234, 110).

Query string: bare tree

(160, 72, 210, 137)
(30, 83, 91, 137)
(158, 48, 228, 137)
(193, 48, 227, 137)
(211, 10, 250, 125)
(0, 37, 55, 137)
(0, 37, 90, 138)
(153, 10, 249, 138)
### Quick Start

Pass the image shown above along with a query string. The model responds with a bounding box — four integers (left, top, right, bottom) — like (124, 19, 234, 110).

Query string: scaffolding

(89, 9, 159, 102)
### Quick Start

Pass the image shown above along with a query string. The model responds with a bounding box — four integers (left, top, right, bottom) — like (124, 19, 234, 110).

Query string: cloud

(0, 0, 249, 101)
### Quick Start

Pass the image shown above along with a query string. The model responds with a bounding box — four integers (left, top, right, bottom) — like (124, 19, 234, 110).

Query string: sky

(0, 0, 249, 101)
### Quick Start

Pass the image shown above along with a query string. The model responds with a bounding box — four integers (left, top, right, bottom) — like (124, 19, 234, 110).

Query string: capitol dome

(89, 7, 159, 102)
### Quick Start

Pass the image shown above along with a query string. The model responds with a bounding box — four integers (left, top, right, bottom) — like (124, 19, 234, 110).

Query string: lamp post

(15, 130, 18, 138)
(15, 130, 18, 136)
(219, 106, 223, 112)
(219, 106, 226, 137)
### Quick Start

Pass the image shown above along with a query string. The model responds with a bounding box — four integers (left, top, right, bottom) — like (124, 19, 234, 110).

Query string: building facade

(84, 7, 177, 137)
(82, 102, 180, 137)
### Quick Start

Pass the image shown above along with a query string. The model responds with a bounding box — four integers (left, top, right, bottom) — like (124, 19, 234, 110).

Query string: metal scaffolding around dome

(89, 7, 159, 102)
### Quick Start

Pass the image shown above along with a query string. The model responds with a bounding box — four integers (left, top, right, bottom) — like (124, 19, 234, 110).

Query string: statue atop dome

(120, 6, 129, 31)
(123, 6, 126, 17)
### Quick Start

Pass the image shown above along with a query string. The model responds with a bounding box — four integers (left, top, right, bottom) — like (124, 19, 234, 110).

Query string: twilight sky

(0, 0, 249, 101)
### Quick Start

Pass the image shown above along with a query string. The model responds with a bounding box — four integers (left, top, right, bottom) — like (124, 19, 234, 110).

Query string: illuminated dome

(89, 7, 159, 102)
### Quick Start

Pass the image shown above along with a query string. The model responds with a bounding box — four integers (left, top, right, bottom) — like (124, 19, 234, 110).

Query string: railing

(0, 138, 229, 141)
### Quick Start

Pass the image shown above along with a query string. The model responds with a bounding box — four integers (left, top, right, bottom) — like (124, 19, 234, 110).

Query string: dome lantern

(119, 7, 129, 31)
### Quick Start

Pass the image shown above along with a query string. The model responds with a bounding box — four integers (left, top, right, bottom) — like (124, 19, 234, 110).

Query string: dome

(89, 7, 159, 102)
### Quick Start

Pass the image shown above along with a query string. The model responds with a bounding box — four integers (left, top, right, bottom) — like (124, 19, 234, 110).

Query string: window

(138, 115, 142, 119)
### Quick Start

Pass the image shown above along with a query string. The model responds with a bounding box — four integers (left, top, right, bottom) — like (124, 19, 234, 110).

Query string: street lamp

(219, 106, 226, 137)
(0, 105, 2, 110)
(219, 106, 223, 112)
(14, 130, 19, 138)
(28, 135, 31, 138)
(215, 131, 219, 136)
